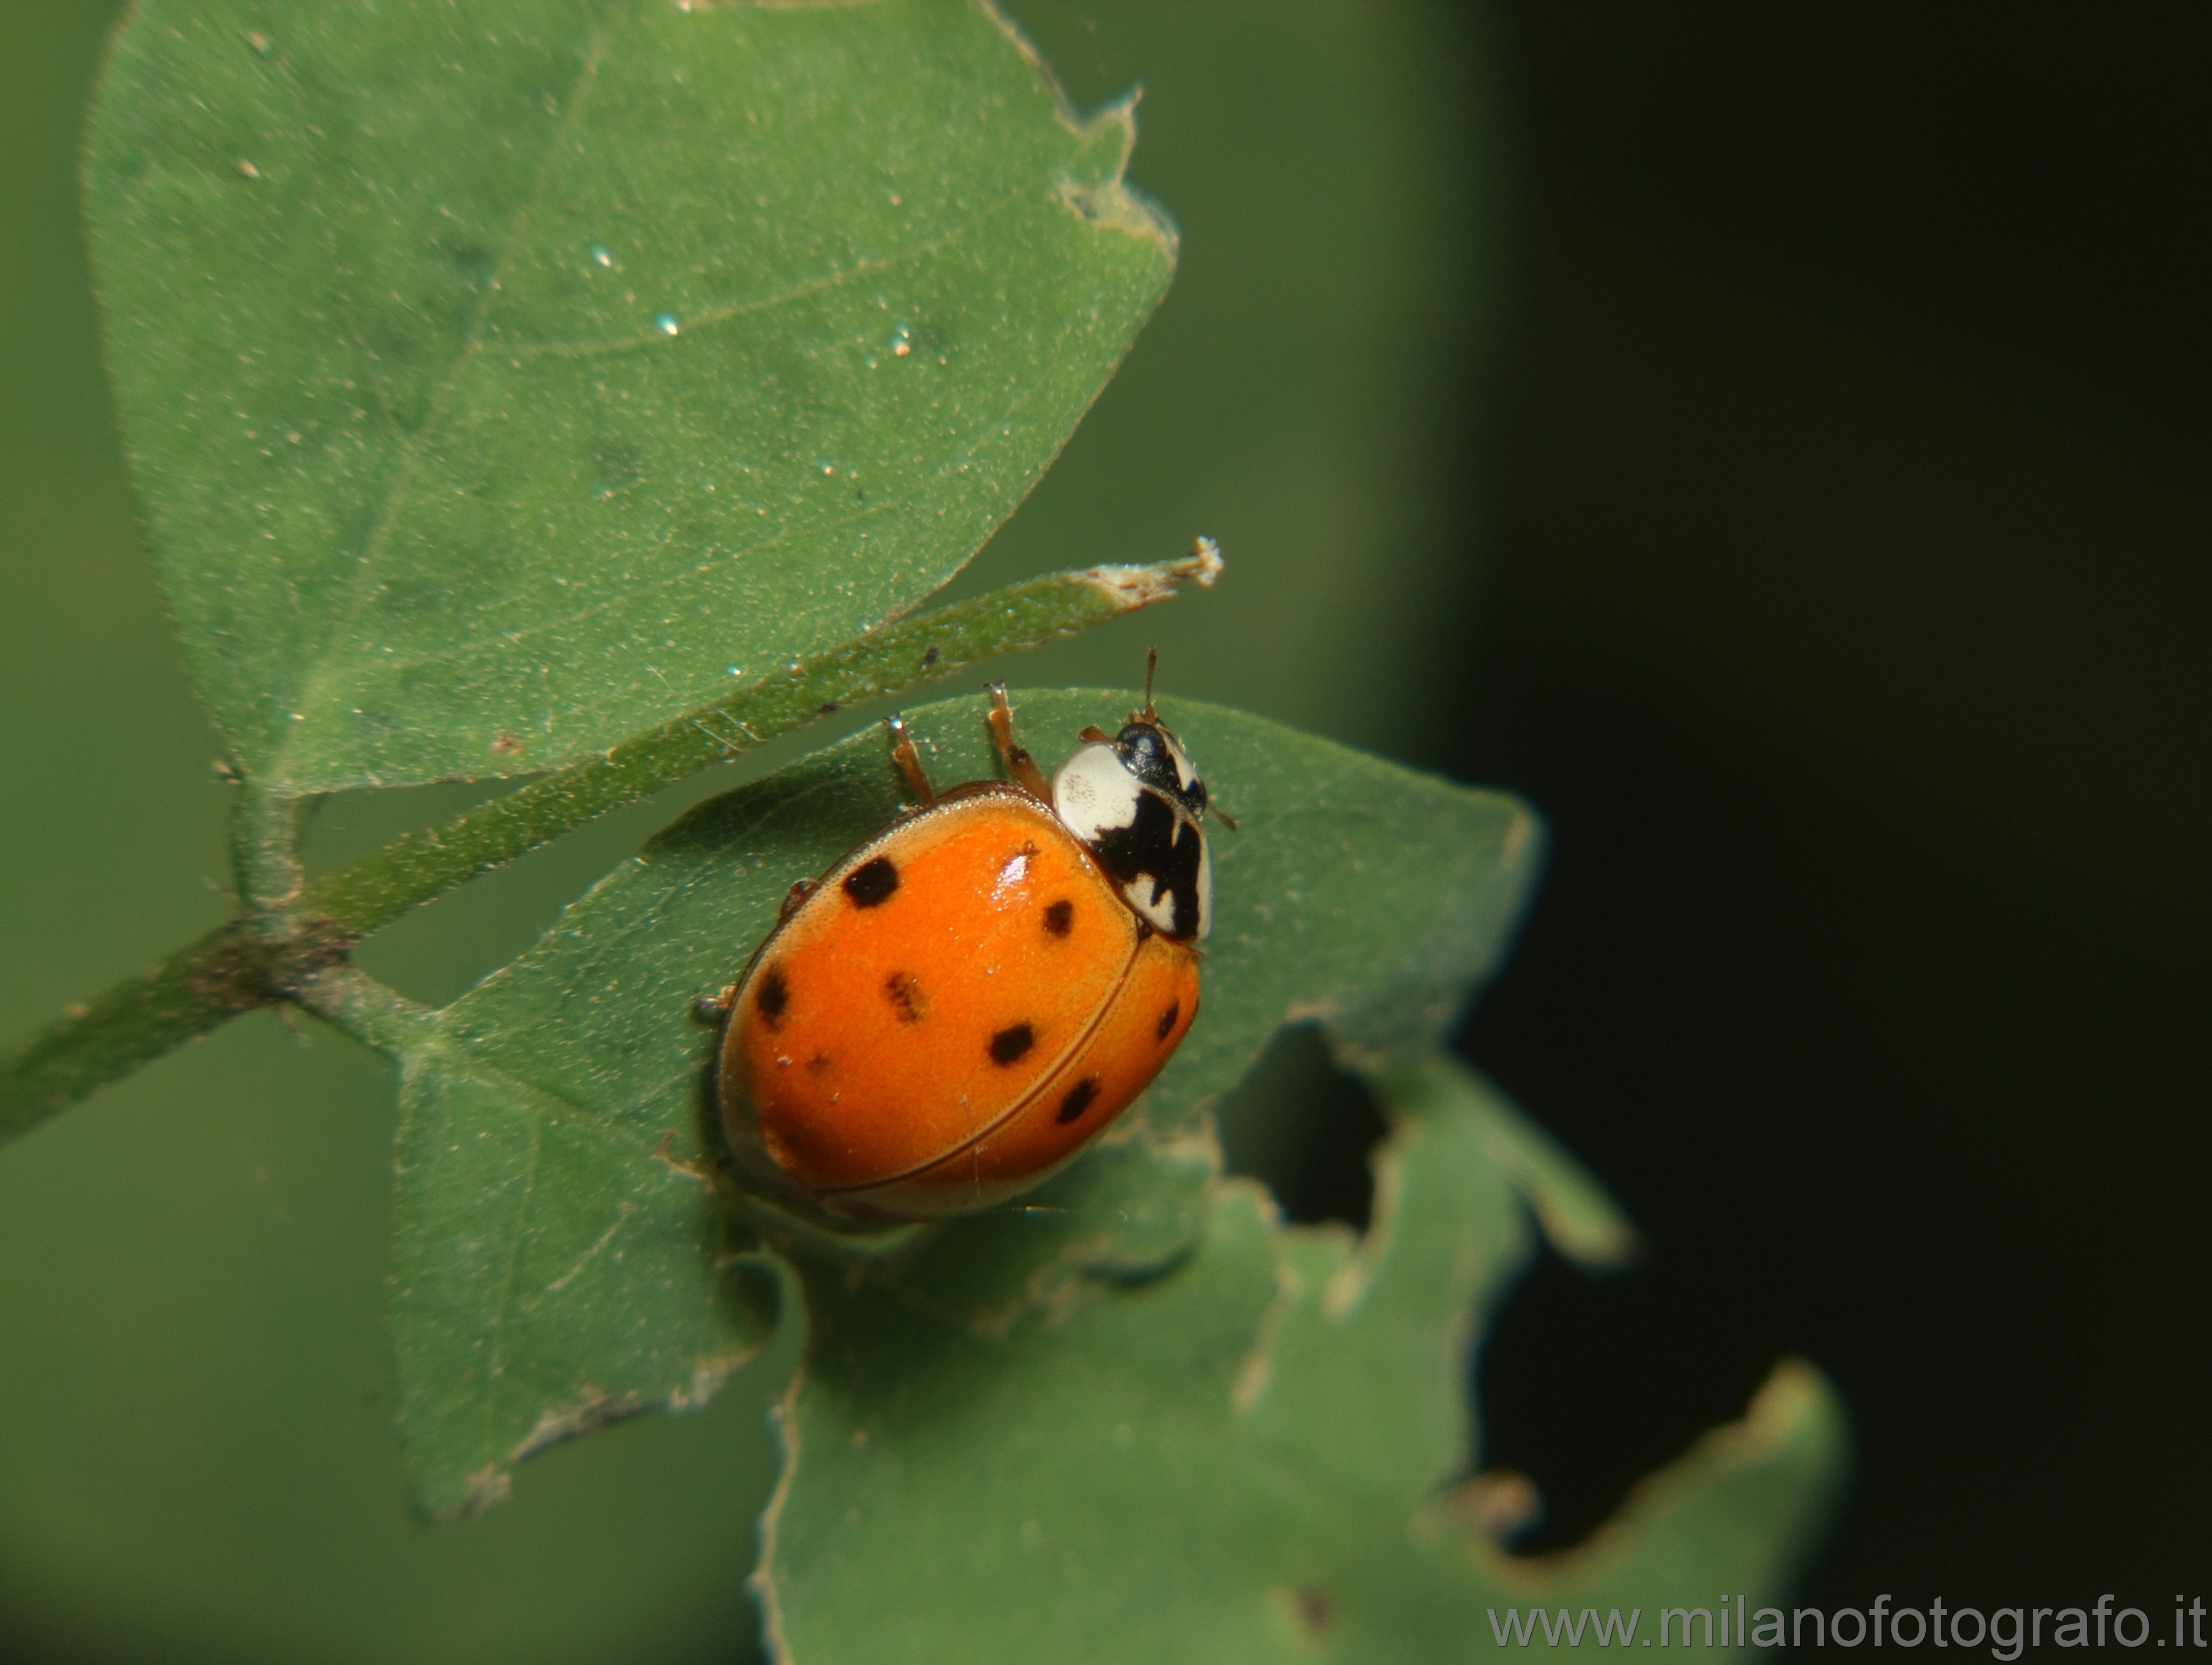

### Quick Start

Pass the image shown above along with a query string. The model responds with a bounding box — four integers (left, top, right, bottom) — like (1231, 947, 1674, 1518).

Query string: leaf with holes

(756, 1054, 1847, 1662)
(86, 0, 1173, 793)
(386, 690, 1539, 1513)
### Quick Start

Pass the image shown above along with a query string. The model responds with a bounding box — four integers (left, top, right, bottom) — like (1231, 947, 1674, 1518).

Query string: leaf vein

(493, 188, 1031, 363)
(272, 13, 623, 788)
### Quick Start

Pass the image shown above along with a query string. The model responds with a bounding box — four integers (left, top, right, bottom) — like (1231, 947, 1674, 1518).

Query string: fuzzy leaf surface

(86, 0, 1172, 792)
(756, 1056, 1848, 1662)
(388, 1029, 786, 1521)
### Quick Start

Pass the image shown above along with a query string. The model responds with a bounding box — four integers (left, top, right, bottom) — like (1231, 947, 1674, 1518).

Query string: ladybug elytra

(715, 672, 1220, 1222)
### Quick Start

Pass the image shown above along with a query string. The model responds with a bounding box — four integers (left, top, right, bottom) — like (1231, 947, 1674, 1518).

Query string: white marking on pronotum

(1052, 744, 1143, 838)
(1160, 731, 1198, 790)
(1121, 878, 1170, 934)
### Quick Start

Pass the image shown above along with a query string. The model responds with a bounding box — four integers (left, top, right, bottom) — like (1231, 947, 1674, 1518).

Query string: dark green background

(2, 3, 2203, 1660)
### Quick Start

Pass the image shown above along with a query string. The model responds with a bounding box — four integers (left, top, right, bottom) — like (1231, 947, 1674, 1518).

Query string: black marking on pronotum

(884, 970, 926, 1023)
(842, 856, 900, 907)
(1042, 898, 1074, 937)
(1156, 1001, 1180, 1042)
(989, 1022, 1035, 1066)
(1056, 1077, 1101, 1124)
(1088, 791, 1205, 940)
(755, 966, 790, 1029)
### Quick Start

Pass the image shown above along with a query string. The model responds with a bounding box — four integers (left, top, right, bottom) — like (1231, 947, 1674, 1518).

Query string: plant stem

(0, 928, 236, 1139)
(0, 914, 351, 1141)
(0, 545, 1221, 1144)
(300, 546, 1215, 939)
(292, 965, 437, 1055)
(229, 785, 313, 921)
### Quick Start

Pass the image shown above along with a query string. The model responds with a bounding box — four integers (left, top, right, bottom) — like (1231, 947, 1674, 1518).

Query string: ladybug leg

(1077, 724, 1112, 745)
(778, 877, 820, 923)
(694, 983, 738, 1022)
(885, 713, 936, 805)
(986, 683, 1054, 801)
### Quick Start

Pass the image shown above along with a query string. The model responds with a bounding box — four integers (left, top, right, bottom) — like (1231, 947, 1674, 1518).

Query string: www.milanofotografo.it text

(1484, 1594, 2207, 1653)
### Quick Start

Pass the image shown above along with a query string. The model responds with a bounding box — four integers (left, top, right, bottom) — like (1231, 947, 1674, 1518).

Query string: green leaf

(386, 691, 1538, 1513)
(86, 0, 1173, 795)
(755, 1054, 1847, 1661)
(390, 1046, 787, 1522)
(302, 969, 784, 1523)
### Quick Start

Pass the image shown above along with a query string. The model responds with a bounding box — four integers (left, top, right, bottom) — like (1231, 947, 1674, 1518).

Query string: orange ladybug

(715, 673, 1220, 1222)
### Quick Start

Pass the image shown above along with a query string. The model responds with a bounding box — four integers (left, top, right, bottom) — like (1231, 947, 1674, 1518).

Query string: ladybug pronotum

(715, 675, 1221, 1222)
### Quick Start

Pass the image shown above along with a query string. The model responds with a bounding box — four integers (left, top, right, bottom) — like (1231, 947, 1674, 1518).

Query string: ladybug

(715, 668, 1225, 1222)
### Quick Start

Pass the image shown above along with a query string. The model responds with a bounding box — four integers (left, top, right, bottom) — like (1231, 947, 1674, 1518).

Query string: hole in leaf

(1213, 1025, 1387, 1231)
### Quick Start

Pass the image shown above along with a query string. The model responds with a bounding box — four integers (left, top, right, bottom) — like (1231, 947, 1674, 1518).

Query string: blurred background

(2, 2, 2204, 1659)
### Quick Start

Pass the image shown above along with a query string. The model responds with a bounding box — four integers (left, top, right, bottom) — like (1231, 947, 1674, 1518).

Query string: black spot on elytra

(843, 856, 899, 907)
(1055, 1076, 1101, 1125)
(884, 970, 925, 1023)
(1043, 898, 1074, 937)
(989, 1022, 1035, 1066)
(755, 967, 789, 1030)
(1156, 1001, 1180, 1042)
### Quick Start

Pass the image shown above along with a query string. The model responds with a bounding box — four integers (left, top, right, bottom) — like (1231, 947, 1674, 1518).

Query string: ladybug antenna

(1142, 646, 1159, 722)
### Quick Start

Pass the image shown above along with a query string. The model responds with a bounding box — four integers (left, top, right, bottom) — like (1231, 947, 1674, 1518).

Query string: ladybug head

(1109, 717, 1208, 824)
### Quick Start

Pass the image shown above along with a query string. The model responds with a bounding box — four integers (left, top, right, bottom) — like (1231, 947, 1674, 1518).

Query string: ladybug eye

(1112, 724, 1173, 789)
(1111, 723, 1205, 818)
